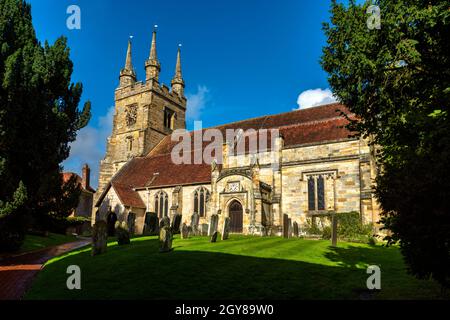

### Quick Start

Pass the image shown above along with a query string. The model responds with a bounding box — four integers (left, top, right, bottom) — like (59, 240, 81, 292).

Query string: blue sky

(28, 0, 340, 187)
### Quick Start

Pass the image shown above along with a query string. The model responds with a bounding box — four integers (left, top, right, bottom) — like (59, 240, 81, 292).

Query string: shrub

(304, 212, 374, 244)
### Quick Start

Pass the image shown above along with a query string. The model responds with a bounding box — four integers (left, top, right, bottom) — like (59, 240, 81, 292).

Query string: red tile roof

(102, 103, 355, 208)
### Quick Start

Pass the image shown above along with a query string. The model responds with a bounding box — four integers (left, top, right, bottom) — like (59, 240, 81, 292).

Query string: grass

(25, 235, 446, 300)
(19, 233, 78, 254)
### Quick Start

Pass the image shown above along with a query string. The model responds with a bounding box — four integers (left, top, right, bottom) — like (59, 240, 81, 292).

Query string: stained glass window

(308, 176, 315, 211)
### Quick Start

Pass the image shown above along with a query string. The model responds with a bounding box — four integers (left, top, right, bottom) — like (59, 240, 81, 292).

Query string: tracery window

(193, 187, 210, 217)
(154, 191, 169, 218)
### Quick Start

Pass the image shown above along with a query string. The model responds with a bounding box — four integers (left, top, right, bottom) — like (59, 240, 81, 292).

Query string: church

(93, 29, 380, 236)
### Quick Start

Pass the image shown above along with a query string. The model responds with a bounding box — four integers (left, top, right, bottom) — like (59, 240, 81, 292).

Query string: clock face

(228, 182, 240, 192)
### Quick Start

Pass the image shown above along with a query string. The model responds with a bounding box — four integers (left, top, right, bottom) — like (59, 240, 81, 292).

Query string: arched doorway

(228, 200, 243, 233)
(107, 212, 117, 236)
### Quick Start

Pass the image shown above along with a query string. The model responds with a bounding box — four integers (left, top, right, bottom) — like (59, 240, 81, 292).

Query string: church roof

(97, 102, 355, 209)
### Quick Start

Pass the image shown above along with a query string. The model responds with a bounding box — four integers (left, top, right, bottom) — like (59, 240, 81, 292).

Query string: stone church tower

(96, 29, 187, 199)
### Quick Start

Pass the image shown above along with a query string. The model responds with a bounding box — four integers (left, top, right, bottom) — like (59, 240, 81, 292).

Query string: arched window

(154, 191, 169, 218)
(194, 187, 210, 217)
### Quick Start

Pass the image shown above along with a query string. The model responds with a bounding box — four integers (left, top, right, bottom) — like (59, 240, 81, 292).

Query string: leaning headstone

(159, 216, 171, 229)
(210, 231, 218, 243)
(221, 217, 231, 240)
(171, 214, 182, 234)
(159, 226, 173, 253)
(293, 221, 299, 237)
(191, 213, 200, 235)
(181, 223, 189, 239)
(283, 214, 289, 238)
(115, 221, 131, 245)
(208, 214, 219, 236)
(92, 221, 108, 256)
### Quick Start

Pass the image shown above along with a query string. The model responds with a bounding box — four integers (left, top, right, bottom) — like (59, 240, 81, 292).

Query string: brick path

(0, 239, 91, 300)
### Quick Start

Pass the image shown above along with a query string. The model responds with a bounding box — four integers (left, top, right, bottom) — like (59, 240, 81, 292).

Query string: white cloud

(62, 106, 115, 189)
(296, 88, 337, 110)
(186, 85, 209, 120)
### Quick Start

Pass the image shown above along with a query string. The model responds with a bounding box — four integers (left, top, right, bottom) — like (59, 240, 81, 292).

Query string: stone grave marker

(171, 214, 182, 234)
(221, 217, 231, 240)
(159, 226, 173, 253)
(210, 231, 218, 243)
(293, 221, 299, 237)
(191, 213, 199, 235)
(92, 221, 108, 256)
(208, 214, 219, 236)
(283, 214, 289, 238)
(181, 223, 189, 239)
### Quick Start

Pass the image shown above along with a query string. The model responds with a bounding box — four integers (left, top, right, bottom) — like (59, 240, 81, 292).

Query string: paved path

(0, 239, 90, 300)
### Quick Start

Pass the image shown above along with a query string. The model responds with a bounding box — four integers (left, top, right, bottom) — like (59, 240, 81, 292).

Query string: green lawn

(25, 235, 446, 300)
(19, 233, 78, 253)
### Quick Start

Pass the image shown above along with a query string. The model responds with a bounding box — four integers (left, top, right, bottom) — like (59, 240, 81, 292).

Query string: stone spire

(119, 38, 136, 87)
(145, 26, 161, 82)
(171, 45, 185, 97)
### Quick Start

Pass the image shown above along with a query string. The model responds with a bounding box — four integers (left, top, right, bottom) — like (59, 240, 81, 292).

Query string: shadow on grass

(25, 238, 444, 300)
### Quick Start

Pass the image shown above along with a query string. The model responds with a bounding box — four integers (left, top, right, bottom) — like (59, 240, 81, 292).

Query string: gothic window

(164, 107, 176, 130)
(308, 176, 315, 211)
(154, 191, 169, 218)
(307, 175, 326, 211)
(193, 187, 210, 217)
(125, 104, 138, 127)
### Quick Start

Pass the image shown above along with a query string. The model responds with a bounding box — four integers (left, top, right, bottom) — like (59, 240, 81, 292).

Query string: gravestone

(208, 214, 219, 236)
(200, 223, 208, 236)
(144, 212, 159, 235)
(171, 214, 182, 234)
(283, 214, 289, 238)
(288, 218, 292, 238)
(293, 221, 299, 237)
(159, 226, 173, 253)
(191, 213, 200, 235)
(210, 231, 218, 243)
(181, 223, 189, 239)
(221, 217, 231, 240)
(115, 221, 131, 245)
(159, 216, 170, 229)
(331, 214, 338, 247)
(92, 221, 108, 256)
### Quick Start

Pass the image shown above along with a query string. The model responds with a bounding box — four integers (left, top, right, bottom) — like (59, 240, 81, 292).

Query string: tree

(321, 0, 450, 288)
(0, 0, 91, 250)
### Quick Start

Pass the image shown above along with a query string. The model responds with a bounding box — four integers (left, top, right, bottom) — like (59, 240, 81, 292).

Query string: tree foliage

(321, 0, 450, 288)
(0, 0, 90, 250)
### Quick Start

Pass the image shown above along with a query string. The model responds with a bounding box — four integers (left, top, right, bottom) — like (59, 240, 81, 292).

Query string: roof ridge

(202, 102, 344, 130)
